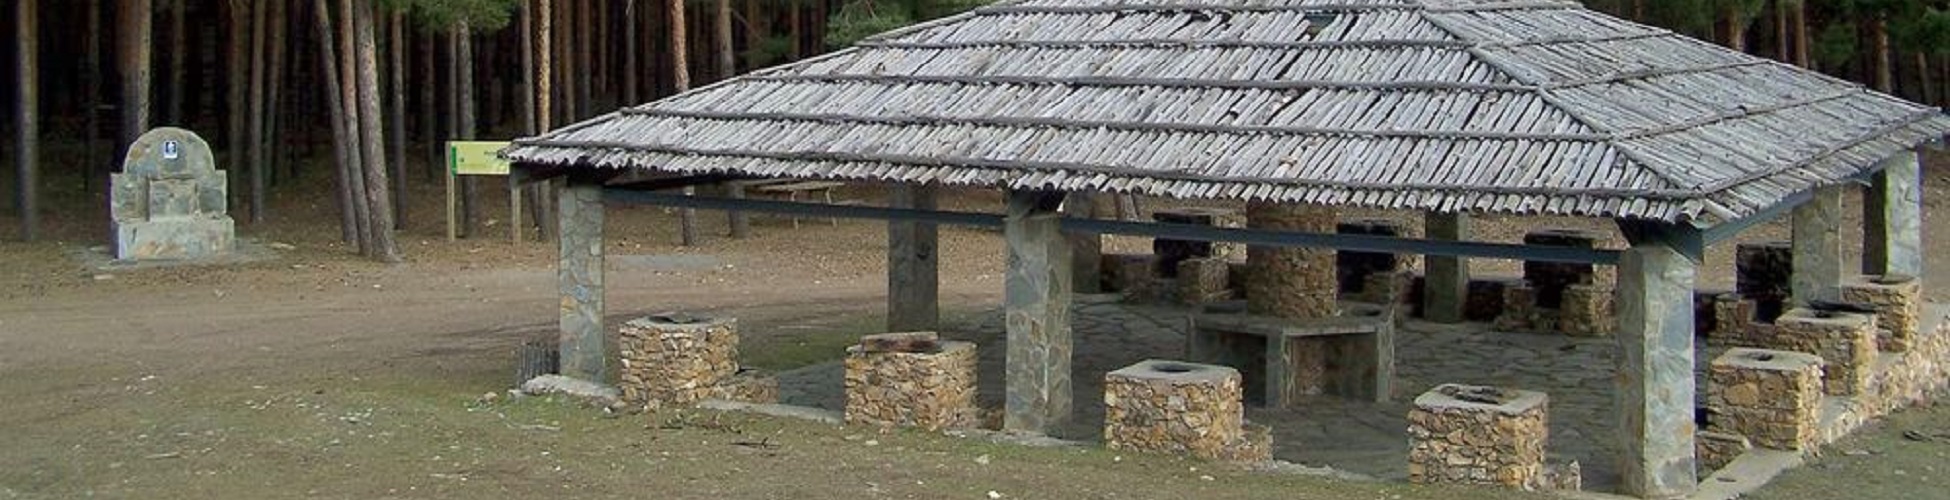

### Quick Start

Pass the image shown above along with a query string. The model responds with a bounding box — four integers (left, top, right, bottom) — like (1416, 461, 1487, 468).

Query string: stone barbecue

(1103, 360, 1269, 462)
(1706, 348, 1824, 451)
(618, 313, 776, 407)
(843, 332, 979, 431)
(1407, 384, 1550, 490)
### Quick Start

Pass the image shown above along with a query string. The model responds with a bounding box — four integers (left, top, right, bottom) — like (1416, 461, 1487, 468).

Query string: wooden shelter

(505, 0, 1950, 497)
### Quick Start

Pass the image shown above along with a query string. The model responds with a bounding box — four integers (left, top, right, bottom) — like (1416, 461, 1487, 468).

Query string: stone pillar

(1423, 212, 1470, 323)
(1336, 218, 1405, 293)
(1522, 229, 1600, 309)
(1791, 186, 1844, 306)
(1104, 360, 1269, 462)
(1775, 307, 1878, 396)
(1245, 202, 1338, 318)
(844, 334, 979, 431)
(888, 185, 940, 331)
(1003, 190, 1073, 433)
(1736, 242, 1793, 322)
(1864, 151, 1923, 277)
(1837, 274, 1923, 352)
(558, 177, 607, 382)
(1613, 226, 1699, 498)
(1407, 384, 1549, 490)
(1706, 348, 1823, 451)
(1064, 192, 1104, 294)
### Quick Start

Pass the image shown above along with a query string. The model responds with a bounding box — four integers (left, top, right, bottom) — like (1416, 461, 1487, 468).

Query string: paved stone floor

(778, 295, 1731, 493)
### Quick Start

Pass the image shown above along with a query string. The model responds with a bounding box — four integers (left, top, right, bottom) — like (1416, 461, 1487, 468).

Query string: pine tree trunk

(338, 0, 372, 253)
(265, 0, 288, 191)
(1872, 16, 1893, 92)
(1792, 0, 1809, 67)
(623, 0, 639, 105)
(1722, 6, 1746, 52)
(84, 0, 103, 192)
(314, 0, 359, 244)
(353, 0, 401, 262)
(671, 0, 699, 246)
(421, 29, 439, 181)
(716, 0, 733, 80)
(247, 0, 268, 223)
(167, 0, 186, 125)
(1772, 0, 1789, 62)
(388, 10, 408, 229)
(559, 0, 577, 121)
(458, 25, 482, 239)
(120, 0, 155, 151)
(16, 0, 39, 241)
(535, 0, 557, 240)
(1920, 53, 1937, 106)
(788, 0, 802, 60)
(520, 0, 538, 135)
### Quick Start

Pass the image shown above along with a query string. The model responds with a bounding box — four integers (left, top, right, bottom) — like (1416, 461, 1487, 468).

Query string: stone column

(1614, 224, 1699, 498)
(888, 184, 940, 331)
(1246, 202, 1339, 318)
(557, 177, 607, 382)
(1791, 186, 1844, 306)
(1064, 191, 1104, 294)
(1864, 151, 1923, 278)
(1003, 190, 1074, 433)
(1423, 212, 1469, 323)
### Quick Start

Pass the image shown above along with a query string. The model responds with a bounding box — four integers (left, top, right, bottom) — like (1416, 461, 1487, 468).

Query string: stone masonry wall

(1245, 202, 1339, 319)
(619, 314, 748, 407)
(1837, 274, 1922, 353)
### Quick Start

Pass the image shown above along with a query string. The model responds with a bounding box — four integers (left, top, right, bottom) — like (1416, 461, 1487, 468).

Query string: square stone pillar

(1864, 151, 1923, 277)
(1003, 190, 1073, 433)
(1613, 223, 1699, 498)
(1423, 212, 1470, 323)
(557, 176, 608, 382)
(1407, 384, 1550, 490)
(888, 185, 940, 331)
(1706, 348, 1823, 451)
(1791, 186, 1845, 306)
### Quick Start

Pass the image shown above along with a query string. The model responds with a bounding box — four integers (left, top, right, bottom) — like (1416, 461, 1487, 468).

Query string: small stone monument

(111, 128, 235, 260)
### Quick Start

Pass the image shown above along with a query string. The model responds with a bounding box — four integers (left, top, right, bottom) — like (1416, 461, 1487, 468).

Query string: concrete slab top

(1413, 383, 1548, 415)
(1108, 359, 1238, 384)
(1776, 308, 1875, 328)
(625, 313, 736, 331)
(1713, 348, 1824, 371)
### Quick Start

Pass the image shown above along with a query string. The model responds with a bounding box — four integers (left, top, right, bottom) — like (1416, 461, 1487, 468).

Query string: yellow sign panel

(448, 141, 512, 176)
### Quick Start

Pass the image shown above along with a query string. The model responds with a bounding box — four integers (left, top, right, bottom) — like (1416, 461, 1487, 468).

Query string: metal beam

(604, 189, 1624, 265)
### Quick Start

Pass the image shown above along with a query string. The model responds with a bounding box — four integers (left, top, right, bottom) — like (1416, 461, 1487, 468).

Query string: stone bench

(1186, 302, 1394, 406)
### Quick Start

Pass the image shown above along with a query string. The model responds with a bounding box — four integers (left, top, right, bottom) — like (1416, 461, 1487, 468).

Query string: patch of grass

(739, 308, 988, 372)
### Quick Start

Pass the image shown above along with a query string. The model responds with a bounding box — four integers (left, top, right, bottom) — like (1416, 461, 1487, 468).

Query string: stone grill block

(1706, 348, 1823, 451)
(1775, 308, 1879, 396)
(1696, 431, 1753, 474)
(1151, 208, 1243, 277)
(1176, 257, 1232, 306)
(1407, 384, 1550, 490)
(1558, 283, 1614, 337)
(1356, 270, 1416, 307)
(1335, 218, 1405, 294)
(1464, 278, 1520, 322)
(1100, 253, 1159, 295)
(843, 340, 979, 431)
(618, 314, 745, 407)
(1520, 229, 1599, 309)
(1736, 241, 1793, 322)
(1837, 274, 1922, 352)
(1104, 360, 1267, 462)
(1493, 281, 1547, 332)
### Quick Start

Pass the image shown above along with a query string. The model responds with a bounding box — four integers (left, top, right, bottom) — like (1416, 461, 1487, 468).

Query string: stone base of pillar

(1775, 308, 1879, 396)
(1837, 274, 1922, 352)
(1706, 348, 1823, 451)
(1407, 384, 1550, 490)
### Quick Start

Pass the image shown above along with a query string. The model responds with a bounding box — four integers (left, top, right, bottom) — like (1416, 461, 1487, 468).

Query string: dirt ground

(2, 151, 1949, 498)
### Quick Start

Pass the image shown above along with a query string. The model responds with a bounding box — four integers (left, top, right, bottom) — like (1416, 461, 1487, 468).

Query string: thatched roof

(506, 0, 1950, 224)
